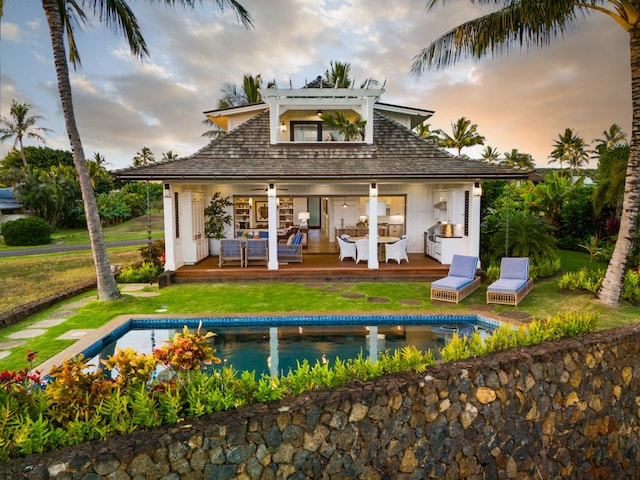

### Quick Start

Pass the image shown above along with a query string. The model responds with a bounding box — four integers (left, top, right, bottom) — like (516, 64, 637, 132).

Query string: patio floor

(173, 252, 450, 283)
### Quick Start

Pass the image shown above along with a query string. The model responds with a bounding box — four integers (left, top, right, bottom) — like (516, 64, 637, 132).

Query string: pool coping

(35, 310, 518, 374)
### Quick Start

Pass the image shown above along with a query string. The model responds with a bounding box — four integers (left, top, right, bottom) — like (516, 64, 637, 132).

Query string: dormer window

(263, 86, 383, 145)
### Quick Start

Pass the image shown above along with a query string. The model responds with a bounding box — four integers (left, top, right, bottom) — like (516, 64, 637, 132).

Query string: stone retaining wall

(0, 280, 96, 329)
(3, 324, 640, 479)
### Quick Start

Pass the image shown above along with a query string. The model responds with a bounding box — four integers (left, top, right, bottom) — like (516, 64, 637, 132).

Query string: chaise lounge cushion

(486, 278, 527, 293)
(431, 275, 475, 291)
(447, 254, 479, 279)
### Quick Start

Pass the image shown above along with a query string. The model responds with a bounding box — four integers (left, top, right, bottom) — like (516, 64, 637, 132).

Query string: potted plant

(204, 192, 233, 255)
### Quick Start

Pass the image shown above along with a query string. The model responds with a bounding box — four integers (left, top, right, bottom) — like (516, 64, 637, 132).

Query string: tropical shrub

(622, 270, 640, 305)
(96, 191, 132, 225)
(116, 261, 162, 283)
(558, 184, 597, 251)
(441, 312, 598, 362)
(530, 256, 561, 278)
(1, 216, 51, 246)
(139, 239, 165, 268)
(558, 268, 604, 294)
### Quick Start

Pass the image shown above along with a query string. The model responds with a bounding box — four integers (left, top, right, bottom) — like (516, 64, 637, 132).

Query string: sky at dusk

(0, 0, 632, 171)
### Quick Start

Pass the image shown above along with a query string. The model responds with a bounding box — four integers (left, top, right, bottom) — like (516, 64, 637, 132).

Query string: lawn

(0, 248, 637, 372)
(0, 213, 164, 250)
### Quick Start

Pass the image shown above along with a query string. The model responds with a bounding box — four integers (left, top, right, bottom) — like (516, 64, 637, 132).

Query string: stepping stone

(0, 351, 10, 360)
(0, 340, 25, 349)
(367, 297, 390, 303)
(8, 329, 47, 339)
(322, 287, 344, 293)
(57, 330, 94, 340)
(65, 298, 93, 309)
(399, 299, 421, 305)
(51, 310, 76, 318)
(342, 293, 365, 299)
(31, 318, 67, 328)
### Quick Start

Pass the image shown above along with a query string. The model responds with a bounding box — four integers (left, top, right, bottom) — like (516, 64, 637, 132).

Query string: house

(0, 188, 26, 234)
(116, 78, 527, 271)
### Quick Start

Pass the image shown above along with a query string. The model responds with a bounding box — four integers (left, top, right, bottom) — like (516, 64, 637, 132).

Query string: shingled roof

(115, 111, 528, 182)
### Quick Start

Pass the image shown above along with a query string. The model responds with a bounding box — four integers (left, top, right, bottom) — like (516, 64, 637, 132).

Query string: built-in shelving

(234, 197, 251, 229)
(278, 198, 294, 228)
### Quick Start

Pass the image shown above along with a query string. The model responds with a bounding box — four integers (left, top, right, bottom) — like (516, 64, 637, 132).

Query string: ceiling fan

(341, 197, 355, 208)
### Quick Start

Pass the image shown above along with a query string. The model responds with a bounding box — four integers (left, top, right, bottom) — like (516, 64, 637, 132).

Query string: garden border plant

(0, 311, 597, 460)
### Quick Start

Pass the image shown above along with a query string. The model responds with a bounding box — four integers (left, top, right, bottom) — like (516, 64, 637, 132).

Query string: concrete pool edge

(35, 310, 518, 374)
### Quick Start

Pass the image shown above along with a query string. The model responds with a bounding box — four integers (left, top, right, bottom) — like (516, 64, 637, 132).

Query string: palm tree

(481, 146, 501, 163)
(0, 100, 52, 169)
(92, 152, 108, 168)
(162, 150, 180, 161)
(549, 128, 589, 176)
(433, 117, 485, 156)
(325, 61, 353, 88)
(414, 122, 439, 144)
(4, 0, 252, 301)
(201, 117, 226, 139)
(410, 1, 640, 307)
(324, 60, 378, 89)
(593, 123, 627, 156)
(500, 148, 535, 171)
(217, 73, 269, 108)
(133, 147, 155, 167)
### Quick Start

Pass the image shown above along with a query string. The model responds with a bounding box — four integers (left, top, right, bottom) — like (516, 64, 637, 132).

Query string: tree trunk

(597, 25, 640, 307)
(42, 0, 121, 301)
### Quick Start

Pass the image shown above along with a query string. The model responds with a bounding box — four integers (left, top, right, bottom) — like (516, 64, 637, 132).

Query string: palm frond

(412, 0, 588, 74)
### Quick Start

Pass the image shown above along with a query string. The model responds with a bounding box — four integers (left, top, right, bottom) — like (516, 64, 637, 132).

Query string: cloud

(0, 1, 632, 170)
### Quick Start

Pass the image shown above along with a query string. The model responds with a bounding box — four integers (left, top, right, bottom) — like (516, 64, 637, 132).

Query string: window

(290, 121, 343, 142)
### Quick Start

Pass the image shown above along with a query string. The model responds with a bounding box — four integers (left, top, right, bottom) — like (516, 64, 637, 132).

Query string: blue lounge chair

(277, 232, 303, 263)
(430, 255, 481, 303)
(245, 238, 268, 267)
(486, 257, 533, 306)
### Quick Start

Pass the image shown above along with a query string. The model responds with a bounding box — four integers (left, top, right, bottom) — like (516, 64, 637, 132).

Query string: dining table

(346, 236, 401, 260)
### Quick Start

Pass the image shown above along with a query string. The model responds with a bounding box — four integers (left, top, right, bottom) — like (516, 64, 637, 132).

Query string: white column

(267, 184, 279, 270)
(162, 184, 176, 271)
(471, 183, 482, 265)
(368, 182, 379, 269)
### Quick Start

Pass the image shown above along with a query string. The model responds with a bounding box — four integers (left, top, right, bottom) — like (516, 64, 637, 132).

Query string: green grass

(0, 213, 164, 250)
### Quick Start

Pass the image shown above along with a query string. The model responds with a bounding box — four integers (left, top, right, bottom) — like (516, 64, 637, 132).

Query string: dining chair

(385, 237, 409, 264)
(337, 236, 356, 261)
(355, 238, 369, 264)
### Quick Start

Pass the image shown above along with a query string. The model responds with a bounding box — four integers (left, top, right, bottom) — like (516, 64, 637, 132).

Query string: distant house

(0, 188, 25, 234)
(116, 78, 527, 271)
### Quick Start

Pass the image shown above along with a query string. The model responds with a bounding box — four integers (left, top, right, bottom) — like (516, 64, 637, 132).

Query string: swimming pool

(83, 314, 500, 377)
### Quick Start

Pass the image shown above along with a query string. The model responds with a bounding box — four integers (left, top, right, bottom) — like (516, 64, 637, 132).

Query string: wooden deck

(173, 252, 449, 283)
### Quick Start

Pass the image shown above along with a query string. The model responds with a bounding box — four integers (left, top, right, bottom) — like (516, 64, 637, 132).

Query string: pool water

(85, 315, 498, 377)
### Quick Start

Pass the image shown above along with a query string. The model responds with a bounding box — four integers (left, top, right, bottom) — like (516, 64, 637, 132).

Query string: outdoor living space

(174, 229, 450, 282)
